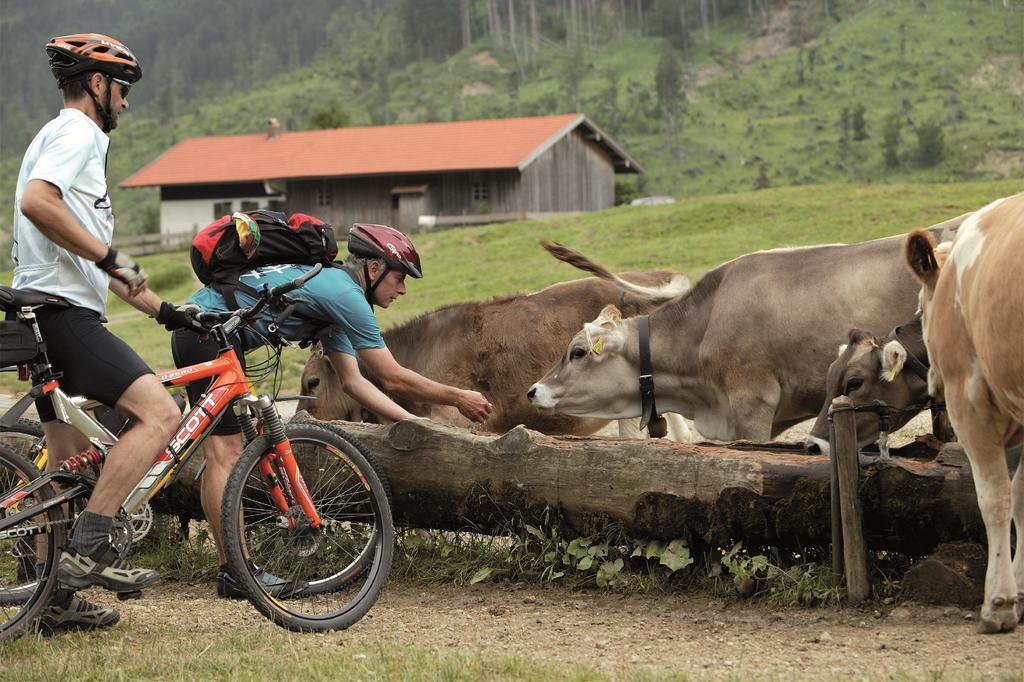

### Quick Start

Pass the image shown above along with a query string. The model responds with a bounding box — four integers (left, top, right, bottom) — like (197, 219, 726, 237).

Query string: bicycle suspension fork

(243, 396, 321, 529)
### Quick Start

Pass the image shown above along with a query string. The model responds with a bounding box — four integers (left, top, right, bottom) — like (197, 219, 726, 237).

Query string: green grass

(2, 179, 1019, 394)
(0, 632, 607, 681)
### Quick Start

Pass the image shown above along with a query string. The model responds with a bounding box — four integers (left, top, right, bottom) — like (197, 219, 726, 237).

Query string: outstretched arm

(328, 351, 419, 423)
(357, 346, 493, 423)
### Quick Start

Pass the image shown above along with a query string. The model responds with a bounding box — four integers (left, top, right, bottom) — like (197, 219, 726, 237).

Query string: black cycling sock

(69, 511, 115, 561)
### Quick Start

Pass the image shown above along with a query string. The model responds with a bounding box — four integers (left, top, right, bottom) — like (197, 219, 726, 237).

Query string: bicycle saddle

(0, 286, 69, 312)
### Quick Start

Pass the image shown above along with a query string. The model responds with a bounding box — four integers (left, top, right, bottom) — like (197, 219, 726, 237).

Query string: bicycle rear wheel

(0, 445, 63, 641)
(221, 422, 393, 632)
(0, 419, 45, 467)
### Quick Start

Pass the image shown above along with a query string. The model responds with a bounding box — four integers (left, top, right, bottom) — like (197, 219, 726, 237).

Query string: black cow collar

(638, 315, 668, 438)
(886, 323, 930, 383)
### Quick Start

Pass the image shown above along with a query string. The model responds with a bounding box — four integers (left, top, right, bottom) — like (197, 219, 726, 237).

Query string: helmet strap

(85, 75, 115, 133)
(363, 261, 391, 309)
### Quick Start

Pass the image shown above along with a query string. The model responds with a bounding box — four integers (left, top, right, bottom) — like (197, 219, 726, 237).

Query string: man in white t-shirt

(12, 33, 201, 634)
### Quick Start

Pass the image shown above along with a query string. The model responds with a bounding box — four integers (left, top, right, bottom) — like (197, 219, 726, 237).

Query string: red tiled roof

(122, 114, 632, 188)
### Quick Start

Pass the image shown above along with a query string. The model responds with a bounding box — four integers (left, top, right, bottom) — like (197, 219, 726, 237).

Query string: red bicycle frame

(118, 345, 320, 527)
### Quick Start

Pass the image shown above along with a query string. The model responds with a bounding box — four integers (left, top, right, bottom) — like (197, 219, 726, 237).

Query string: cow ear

(584, 322, 624, 357)
(592, 304, 622, 327)
(905, 229, 940, 290)
(880, 340, 907, 382)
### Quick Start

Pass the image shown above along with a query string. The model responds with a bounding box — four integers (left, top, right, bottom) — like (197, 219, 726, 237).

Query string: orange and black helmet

(45, 33, 142, 87)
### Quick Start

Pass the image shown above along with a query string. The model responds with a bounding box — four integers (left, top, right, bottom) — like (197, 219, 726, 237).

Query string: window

(213, 201, 232, 218)
(240, 200, 259, 212)
(471, 181, 488, 202)
(316, 182, 333, 207)
(266, 199, 285, 212)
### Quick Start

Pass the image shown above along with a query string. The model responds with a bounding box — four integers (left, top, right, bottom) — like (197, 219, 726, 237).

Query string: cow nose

(527, 386, 537, 402)
(804, 438, 821, 454)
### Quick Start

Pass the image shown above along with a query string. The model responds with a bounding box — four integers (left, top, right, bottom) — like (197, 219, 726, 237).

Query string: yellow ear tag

(887, 367, 898, 382)
(592, 337, 604, 355)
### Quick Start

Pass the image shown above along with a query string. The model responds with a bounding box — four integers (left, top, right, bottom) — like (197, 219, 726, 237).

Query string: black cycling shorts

(170, 329, 247, 436)
(32, 306, 153, 423)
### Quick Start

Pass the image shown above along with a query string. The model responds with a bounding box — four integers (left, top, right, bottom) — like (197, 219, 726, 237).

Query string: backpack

(190, 210, 339, 308)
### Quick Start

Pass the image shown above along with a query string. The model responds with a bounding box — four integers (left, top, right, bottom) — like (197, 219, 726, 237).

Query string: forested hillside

(1, 0, 1021, 247)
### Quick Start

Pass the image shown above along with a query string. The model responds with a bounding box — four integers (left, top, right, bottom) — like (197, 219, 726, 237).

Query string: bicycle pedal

(116, 590, 143, 601)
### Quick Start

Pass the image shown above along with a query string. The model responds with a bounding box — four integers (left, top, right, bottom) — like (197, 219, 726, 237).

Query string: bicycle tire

(0, 419, 45, 466)
(0, 444, 63, 641)
(221, 422, 393, 632)
(256, 422, 391, 597)
(296, 419, 392, 507)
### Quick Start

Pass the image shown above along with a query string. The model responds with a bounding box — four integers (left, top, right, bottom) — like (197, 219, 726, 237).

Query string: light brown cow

(905, 192, 1024, 634)
(528, 233, 950, 441)
(804, 317, 931, 455)
(297, 272, 692, 437)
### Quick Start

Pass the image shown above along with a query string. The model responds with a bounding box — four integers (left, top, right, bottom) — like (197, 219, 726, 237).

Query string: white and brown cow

(527, 223, 966, 442)
(905, 192, 1024, 634)
(298, 272, 693, 439)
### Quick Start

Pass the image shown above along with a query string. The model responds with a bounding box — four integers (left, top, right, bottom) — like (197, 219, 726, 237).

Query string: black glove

(156, 301, 204, 333)
(96, 247, 147, 296)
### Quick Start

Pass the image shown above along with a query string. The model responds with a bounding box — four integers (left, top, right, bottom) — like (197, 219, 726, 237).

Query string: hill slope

(0, 0, 1021, 249)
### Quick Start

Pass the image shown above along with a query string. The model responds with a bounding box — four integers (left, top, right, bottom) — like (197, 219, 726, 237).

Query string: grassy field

(2, 179, 1020, 394)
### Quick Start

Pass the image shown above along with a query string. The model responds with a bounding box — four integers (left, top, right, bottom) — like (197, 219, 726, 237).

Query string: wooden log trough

(150, 412, 1006, 558)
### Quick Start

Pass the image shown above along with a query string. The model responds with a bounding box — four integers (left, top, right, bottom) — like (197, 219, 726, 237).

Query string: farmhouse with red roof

(121, 113, 642, 234)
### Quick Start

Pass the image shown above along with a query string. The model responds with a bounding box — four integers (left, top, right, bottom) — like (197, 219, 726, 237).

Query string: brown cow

(905, 192, 1024, 634)
(804, 316, 931, 455)
(297, 272, 693, 437)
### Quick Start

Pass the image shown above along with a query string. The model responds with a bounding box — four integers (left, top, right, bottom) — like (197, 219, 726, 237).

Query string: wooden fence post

(830, 395, 870, 604)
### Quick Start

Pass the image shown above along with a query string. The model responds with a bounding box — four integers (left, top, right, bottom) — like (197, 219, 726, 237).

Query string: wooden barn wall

(284, 130, 618, 233)
(519, 130, 616, 211)
(433, 170, 519, 215)
(286, 176, 435, 236)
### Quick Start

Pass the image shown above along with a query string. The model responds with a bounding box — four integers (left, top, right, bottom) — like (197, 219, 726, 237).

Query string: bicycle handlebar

(194, 263, 324, 336)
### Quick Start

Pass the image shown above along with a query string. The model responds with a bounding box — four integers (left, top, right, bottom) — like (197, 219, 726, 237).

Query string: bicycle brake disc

(276, 506, 321, 557)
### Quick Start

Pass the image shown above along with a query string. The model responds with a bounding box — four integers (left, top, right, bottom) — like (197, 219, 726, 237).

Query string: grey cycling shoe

(39, 592, 120, 635)
(57, 548, 160, 593)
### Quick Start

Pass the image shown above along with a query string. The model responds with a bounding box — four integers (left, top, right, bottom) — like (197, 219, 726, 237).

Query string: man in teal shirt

(171, 223, 492, 597)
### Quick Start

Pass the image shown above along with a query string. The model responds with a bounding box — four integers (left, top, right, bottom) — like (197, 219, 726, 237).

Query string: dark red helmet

(46, 33, 143, 87)
(347, 223, 422, 279)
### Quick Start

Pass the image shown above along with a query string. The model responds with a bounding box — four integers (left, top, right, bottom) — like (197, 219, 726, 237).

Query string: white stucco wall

(159, 196, 282, 235)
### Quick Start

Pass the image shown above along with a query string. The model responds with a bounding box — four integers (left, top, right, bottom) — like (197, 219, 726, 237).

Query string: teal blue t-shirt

(187, 264, 385, 356)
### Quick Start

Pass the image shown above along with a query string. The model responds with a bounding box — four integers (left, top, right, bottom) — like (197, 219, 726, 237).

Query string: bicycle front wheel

(221, 422, 394, 632)
(0, 445, 62, 641)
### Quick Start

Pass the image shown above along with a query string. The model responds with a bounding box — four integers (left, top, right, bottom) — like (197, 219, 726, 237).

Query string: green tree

(309, 100, 351, 130)
(914, 120, 945, 167)
(881, 112, 902, 169)
(852, 103, 868, 141)
(655, 47, 683, 117)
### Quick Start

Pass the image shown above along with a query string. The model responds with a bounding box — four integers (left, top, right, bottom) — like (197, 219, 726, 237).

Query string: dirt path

(94, 581, 1021, 679)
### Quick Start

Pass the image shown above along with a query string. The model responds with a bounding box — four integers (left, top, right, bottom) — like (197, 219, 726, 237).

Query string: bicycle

(0, 264, 394, 639)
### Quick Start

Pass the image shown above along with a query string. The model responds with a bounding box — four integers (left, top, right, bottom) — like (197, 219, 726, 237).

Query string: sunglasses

(110, 76, 131, 98)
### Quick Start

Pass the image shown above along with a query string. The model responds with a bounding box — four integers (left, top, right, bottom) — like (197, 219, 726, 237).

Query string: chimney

(266, 117, 281, 140)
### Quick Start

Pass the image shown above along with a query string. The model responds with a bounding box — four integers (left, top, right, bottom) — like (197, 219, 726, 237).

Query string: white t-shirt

(12, 108, 113, 315)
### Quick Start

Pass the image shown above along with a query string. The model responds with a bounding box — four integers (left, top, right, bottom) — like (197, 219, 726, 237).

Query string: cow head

(526, 305, 642, 419)
(804, 324, 930, 455)
(297, 344, 375, 422)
